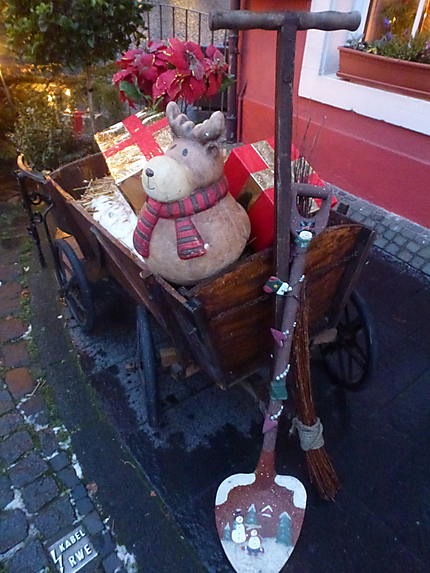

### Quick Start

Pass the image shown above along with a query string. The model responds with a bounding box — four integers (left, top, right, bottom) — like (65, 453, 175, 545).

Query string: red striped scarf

(133, 177, 228, 260)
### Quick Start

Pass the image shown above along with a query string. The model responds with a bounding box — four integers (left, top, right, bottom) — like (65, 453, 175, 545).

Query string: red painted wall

(238, 0, 430, 227)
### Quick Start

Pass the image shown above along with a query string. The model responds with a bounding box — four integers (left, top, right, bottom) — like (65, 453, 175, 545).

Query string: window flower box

(337, 46, 430, 100)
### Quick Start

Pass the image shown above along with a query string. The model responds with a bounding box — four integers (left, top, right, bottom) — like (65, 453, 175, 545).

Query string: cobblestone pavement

(333, 186, 430, 278)
(0, 170, 132, 573)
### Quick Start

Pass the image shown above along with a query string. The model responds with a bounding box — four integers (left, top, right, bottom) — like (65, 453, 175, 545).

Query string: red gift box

(95, 111, 173, 212)
(224, 137, 330, 251)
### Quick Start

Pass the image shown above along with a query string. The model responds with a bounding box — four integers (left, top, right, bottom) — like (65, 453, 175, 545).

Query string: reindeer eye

(182, 148, 188, 156)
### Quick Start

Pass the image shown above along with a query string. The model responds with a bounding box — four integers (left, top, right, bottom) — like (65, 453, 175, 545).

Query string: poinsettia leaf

(119, 80, 142, 102)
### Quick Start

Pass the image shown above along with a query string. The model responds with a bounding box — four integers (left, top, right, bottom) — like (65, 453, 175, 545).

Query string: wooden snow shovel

(210, 8, 360, 572)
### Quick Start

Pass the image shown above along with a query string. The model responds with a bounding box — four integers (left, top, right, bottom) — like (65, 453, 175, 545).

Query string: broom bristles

(292, 286, 340, 500)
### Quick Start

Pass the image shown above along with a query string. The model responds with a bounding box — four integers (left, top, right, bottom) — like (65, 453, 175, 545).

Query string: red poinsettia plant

(113, 38, 230, 110)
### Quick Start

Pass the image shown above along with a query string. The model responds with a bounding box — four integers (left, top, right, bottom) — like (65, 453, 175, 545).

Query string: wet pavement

(60, 247, 430, 572)
(2, 160, 430, 572)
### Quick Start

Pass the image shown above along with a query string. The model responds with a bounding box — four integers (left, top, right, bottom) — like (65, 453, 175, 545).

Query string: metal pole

(226, 0, 240, 142)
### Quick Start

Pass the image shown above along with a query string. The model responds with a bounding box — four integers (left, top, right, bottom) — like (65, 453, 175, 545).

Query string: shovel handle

(209, 10, 361, 32)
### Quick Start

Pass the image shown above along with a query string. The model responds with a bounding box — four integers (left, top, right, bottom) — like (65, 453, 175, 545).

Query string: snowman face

(250, 530, 257, 536)
(235, 516, 244, 524)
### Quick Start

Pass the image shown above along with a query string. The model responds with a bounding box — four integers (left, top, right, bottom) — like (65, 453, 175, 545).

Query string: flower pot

(337, 46, 430, 100)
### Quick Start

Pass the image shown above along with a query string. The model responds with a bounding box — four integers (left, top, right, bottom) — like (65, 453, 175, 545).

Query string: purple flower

(383, 17, 391, 30)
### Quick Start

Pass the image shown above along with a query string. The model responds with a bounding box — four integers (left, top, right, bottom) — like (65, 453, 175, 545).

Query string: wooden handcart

(17, 152, 376, 429)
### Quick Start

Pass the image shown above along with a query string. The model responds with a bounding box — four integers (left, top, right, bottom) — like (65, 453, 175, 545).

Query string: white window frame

(299, 0, 430, 136)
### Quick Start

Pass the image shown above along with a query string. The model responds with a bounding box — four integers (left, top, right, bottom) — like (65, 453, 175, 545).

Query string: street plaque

(47, 525, 98, 573)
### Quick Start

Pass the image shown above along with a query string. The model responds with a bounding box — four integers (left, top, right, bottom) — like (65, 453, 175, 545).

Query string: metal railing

(144, 3, 238, 141)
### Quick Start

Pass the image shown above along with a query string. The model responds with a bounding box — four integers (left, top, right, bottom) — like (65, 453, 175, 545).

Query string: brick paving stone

(58, 465, 80, 488)
(38, 428, 59, 457)
(2, 341, 30, 368)
(421, 262, 430, 276)
(0, 412, 22, 437)
(50, 451, 69, 472)
(71, 483, 87, 501)
(385, 243, 399, 256)
(75, 496, 95, 516)
(83, 511, 104, 535)
(0, 509, 28, 552)
(0, 473, 13, 509)
(0, 317, 26, 343)
(393, 235, 407, 247)
(374, 237, 388, 249)
(418, 245, 430, 259)
(20, 393, 49, 426)
(0, 295, 20, 317)
(411, 255, 425, 269)
(103, 552, 122, 573)
(7, 539, 49, 573)
(22, 475, 58, 513)
(6, 367, 35, 400)
(0, 281, 22, 302)
(9, 451, 48, 488)
(34, 496, 75, 538)
(397, 250, 414, 263)
(406, 241, 421, 253)
(0, 429, 33, 466)
(0, 388, 13, 415)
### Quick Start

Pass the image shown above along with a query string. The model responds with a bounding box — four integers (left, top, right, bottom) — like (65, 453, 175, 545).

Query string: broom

(291, 283, 340, 500)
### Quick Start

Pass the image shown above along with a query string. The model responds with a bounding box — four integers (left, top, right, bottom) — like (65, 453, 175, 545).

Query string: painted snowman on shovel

(231, 512, 247, 544)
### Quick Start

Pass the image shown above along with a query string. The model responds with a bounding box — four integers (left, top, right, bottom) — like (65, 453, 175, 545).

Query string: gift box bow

(95, 111, 173, 184)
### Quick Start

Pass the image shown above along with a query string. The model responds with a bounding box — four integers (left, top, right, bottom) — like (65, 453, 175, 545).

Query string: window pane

(365, 0, 423, 41)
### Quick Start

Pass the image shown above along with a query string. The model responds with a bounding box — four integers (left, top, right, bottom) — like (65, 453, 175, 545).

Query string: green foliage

(3, 0, 150, 68)
(10, 89, 96, 170)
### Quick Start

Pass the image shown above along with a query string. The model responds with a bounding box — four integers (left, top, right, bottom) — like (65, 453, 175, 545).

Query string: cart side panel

(187, 249, 272, 318)
(305, 224, 374, 332)
(195, 224, 372, 382)
(50, 153, 109, 199)
(207, 294, 272, 377)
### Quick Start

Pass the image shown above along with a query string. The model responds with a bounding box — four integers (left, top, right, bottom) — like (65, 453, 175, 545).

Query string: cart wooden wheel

(320, 290, 377, 391)
(136, 305, 158, 427)
(54, 238, 95, 333)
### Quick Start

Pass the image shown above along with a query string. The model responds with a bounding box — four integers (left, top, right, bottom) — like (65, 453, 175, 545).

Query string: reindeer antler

(191, 111, 225, 144)
(166, 101, 226, 144)
(166, 102, 195, 139)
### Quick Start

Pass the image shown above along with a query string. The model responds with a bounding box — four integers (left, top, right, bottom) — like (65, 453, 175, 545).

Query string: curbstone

(0, 388, 14, 415)
(6, 367, 35, 400)
(34, 495, 76, 538)
(50, 451, 70, 472)
(0, 508, 28, 553)
(71, 483, 87, 501)
(7, 539, 49, 573)
(0, 473, 14, 509)
(92, 530, 115, 559)
(75, 496, 95, 517)
(22, 475, 59, 513)
(0, 411, 23, 438)
(102, 552, 123, 573)
(58, 465, 80, 489)
(83, 511, 104, 535)
(0, 429, 33, 466)
(9, 451, 48, 488)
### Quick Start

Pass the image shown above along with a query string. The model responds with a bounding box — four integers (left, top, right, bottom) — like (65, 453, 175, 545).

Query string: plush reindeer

(133, 101, 250, 284)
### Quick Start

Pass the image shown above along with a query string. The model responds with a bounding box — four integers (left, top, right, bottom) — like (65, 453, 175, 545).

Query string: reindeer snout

(145, 168, 154, 177)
